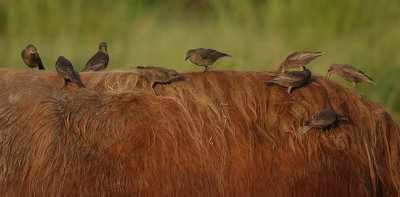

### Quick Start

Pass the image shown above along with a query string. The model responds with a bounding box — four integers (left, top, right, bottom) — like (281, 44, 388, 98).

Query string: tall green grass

(0, 0, 399, 121)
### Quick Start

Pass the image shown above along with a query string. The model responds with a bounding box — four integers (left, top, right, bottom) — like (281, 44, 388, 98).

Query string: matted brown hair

(0, 68, 398, 196)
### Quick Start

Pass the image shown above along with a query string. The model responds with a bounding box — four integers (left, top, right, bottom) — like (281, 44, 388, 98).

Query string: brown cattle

(0, 68, 399, 196)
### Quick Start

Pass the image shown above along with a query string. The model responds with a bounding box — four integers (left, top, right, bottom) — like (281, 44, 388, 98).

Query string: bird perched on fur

(55, 56, 85, 92)
(185, 48, 231, 73)
(298, 108, 350, 134)
(326, 64, 375, 88)
(135, 66, 184, 95)
(264, 68, 311, 94)
(21, 44, 45, 70)
(81, 42, 109, 72)
(278, 51, 325, 73)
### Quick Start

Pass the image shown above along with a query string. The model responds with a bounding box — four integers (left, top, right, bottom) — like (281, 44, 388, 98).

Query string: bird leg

(203, 65, 210, 73)
(287, 87, 293, 94)
(350, 82, 357, 88)
(151, 81, 159, 96)
(59, 80, 70, 92)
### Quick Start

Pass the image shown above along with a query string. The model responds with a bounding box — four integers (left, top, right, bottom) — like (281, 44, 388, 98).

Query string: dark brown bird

(278, 51, 325, 73)
(55, 56, 85, 92)
(298, 108, 350, 134)
(21, 44, 45, 70)
(185, 48, 231, 73)
(326, 64, 375, 88)
(81, 42, 109, 72)
(264, 68, 311, 94)
(135, 66, 184, 95)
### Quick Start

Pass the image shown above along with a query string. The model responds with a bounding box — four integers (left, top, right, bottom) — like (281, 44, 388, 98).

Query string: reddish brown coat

(0, 69, 399, 196)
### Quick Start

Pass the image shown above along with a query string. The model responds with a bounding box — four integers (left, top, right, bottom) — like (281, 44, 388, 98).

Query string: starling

(298, 108, 350, 134)
(326, 64, 375, 88)
(278, 51, 325, 73)
(185, 48, 231, 73)
(55, 56, 85, 92)
(135, 66, 184, 95)
(21, 44, 45, 70)
(264, 68, 311, 94)
(81, 42, 109, 72)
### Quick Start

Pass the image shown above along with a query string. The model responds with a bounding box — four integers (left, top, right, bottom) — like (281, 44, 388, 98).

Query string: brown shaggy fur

(0, 68, 399, 196)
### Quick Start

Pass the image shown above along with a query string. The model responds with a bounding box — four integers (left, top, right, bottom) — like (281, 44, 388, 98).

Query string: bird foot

(152, 88, 159, 96)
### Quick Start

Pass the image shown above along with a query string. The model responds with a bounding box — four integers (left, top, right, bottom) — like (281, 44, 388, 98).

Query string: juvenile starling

(298, 108, 350, 134)
(81, 42, 109, 72)
(264, 68, 311, 94)
(135, 66, 184, 95)
(278, 51, 325, 73)
(55, 56, 85, 91)
(326, 64, 375, 88)
(21, 44, 45, 70)
(185, 48, 231, 73)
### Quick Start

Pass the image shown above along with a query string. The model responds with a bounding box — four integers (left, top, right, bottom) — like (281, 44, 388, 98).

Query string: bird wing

(286, 51, 323, 62)
(202, 49, 230, 59)
(278, 71, 306, 82)
(264, 71, 307, 87)
(136, 66, 168, 79)
(36, 53, 45, 70)
(56, 62, 75, 80)
(341, 64, 375, 83)
(83, 52, 109, 71)
(305, 109, 337, 127)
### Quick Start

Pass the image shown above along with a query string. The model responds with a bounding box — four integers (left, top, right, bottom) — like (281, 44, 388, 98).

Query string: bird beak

(326, 71, 332, 79)
(185, 56, 189, 61)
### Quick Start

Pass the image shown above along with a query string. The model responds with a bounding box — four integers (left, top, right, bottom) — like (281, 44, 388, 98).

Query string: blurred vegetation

(0, 0, 399, 121)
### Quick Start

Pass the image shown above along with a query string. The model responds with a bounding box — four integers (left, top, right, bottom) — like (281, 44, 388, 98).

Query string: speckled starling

(264, 68, 311, 94)
(326, 64, 375, 88)
(185, 48, 231, 73)
(55, 56, 85, 91)
(136, 66, 184, 95)
(278, 51, 325, 73)
(298, 108, 350, 134)
(81, 42, 109, 72)
(21, 44, 45, 70)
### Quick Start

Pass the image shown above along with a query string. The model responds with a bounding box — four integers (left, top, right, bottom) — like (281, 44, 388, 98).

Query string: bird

(278, 51, 325, 73)
(298, 108, 351, 134)
(135, 66, 184, 95)
(55, 56, 85, 92)
(81, 42, 109, 72)
(264, 68, 311, 94)
(326, 64, 375, 88)
(21, 44, 45, 70)
(185, 48, 231, 73)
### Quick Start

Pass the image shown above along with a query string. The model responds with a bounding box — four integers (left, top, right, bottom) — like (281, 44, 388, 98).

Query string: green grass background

(0, 0, 399, 121)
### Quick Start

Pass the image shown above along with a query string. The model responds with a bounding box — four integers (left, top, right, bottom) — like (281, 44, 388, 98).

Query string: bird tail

(365, 76, 376, 85)
(221, 52, 231, 57)
(75, 79, 86, 88)
(298, 126, 312, 134)
(278, 60, 286, 73)
(263, 75, 278, 85)
(73, 72, 86, 88)
(263, 80, 277, 86)
(38, 63, 45, 70)
(263, 79, 273, 85)
(314, 52, 326, 56)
